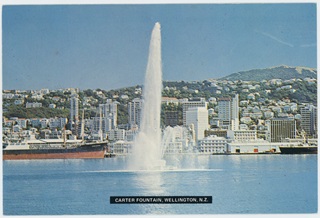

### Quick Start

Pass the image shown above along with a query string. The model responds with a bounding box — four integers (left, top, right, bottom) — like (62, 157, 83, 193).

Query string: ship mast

(99, 106, 103, 142)
(63, 125, 67, 146)
(81, 109, 85, 142)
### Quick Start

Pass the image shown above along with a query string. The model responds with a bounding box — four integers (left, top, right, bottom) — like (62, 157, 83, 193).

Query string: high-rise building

(70, 94, 79, 135)
(128, 98, 143, 128)
(186, 107, 209, 141)
(100, 99, 118, 129)
(300, 104, 317, 137)
(269, 118, 296, 142)
(218, 94, 239, 130)
(92, 117, 112, 134)
(182, 98, 207, 126)
(164, 111, 179, 127)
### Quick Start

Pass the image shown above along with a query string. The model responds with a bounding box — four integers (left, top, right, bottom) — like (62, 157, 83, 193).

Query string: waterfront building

(107, 129, 126, 141)
(198, 135, 228, 154)
(269, 118, 296, 142)
(110, 141, 133, 154)
(162, 126, 192, 153)
(125, 129, 139, 141)
(204, 129, 227, 138)
(300, 104, 317, 137)
(227, 130, 257, 142)
(218, 94, 239, 130)
(186, 107, 209, 141)
(163, 141, 183, 154)
(182, 98, 207, 126)
(128, 98, 143, 128)
(228, 140, 283, 153)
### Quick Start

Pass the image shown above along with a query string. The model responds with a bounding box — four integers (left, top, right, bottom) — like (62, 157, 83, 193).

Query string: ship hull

(3, 144, 106, 160)
(279, 146, 317, 154)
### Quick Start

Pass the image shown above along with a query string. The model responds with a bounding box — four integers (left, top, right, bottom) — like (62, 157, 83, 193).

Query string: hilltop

(3, 65, 317, 125)
(220, 65, 317, 81)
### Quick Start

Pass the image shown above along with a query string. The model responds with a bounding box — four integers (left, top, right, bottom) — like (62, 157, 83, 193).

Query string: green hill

(220, 65, 317, 81)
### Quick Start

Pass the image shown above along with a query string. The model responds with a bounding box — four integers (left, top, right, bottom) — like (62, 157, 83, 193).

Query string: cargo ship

(3, 139, 108, 160)
(279, 144, 317, 154)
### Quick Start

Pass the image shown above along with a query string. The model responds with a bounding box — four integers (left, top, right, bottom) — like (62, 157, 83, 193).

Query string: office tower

(218, 94, 239, 130)
(164, 111, 179, 127)
(92, 117, 112, 134)
(128, 98, 143, 128)
(182, 98, 207, 126)
(100, 99, 118, 129)
(300, 104, 317, 137)
(186, 107, 209, 141)
(270, 118, 296, 142)
(70, 94, 79, 134)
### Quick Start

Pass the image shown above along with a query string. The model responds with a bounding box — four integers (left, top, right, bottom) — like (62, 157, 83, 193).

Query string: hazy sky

(3, 4, 317, 90)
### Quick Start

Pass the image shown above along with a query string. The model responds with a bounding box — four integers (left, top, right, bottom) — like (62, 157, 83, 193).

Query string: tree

(83, 89, 94, 97)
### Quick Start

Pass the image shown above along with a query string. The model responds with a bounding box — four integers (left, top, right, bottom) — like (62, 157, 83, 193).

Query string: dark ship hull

(279, 146, 317, 154)
(3, 142, 107, 160)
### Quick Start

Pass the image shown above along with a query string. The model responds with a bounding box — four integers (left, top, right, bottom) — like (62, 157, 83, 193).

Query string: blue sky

(3, 4, 317, 90)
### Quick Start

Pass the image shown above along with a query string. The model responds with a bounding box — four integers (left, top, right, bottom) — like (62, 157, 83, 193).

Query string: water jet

(128, 22, 165, 170)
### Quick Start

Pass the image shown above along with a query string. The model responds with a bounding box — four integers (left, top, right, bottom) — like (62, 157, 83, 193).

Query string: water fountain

(128, 22, 166, 170)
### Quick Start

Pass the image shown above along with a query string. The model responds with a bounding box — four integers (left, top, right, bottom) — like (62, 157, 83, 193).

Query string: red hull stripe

(3, 150, 105, 160)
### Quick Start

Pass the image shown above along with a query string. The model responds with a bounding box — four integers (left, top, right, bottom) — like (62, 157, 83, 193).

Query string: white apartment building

(186, 107, 209, 141)
(162, 126, 194, 153)
(227, 130, 257, 142)
(163, 141, 183, 154)
(70, 94, 79, 133)
(128, 98, 143, 128)
(110, 141, 133, 154)
(198, 135, 228, 154)
(125, 129, 139, 141)
(107, 129, 125, 141)
(99, 99, 118, 129)
(182, 98, 207, 126)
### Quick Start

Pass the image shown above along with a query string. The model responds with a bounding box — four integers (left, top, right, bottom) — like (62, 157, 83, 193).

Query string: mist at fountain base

(127, 23, 198, 171)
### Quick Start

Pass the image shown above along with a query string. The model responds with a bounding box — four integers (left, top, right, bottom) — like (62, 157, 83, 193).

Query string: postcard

(2, 2, 318, 217)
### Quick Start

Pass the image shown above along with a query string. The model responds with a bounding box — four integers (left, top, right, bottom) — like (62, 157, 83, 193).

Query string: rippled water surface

(3, 154, 317, 215)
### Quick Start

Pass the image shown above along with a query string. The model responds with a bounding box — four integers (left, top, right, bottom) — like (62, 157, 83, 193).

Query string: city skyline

(3, 3, 317, 90)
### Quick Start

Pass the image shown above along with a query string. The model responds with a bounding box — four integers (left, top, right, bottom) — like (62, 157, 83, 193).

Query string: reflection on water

(164, 154, 210, 170)
(3, 154, 317, 215)
(133, 171, 165, 195)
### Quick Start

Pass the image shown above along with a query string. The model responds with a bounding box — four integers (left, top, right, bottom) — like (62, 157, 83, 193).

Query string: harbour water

(3, 154, 317, 215)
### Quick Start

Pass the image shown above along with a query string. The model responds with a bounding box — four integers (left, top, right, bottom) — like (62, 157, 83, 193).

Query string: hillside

(220, 65, 317, 81)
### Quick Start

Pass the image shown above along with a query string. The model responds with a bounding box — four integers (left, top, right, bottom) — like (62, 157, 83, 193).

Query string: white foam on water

(84, 168, 223, 173)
